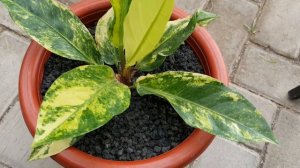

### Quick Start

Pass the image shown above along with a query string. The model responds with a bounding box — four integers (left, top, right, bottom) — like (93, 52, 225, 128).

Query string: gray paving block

(175, 0, 209, 14)
(0, 102, 62, 168)
(0, 3, 26, 35)
(207, 0, 258, 74)
(253, 0, 300, 59)
(263, 109, 300, 168)
(230, 84, 277, 150)
(0, 31, 29, 117)
(235, 44, 300, 112)
(191, 138, 260, 168)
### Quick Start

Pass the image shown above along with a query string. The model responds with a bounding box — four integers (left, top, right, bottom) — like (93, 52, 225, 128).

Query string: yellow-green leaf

(135, 71, 278, 144)
(124, 0, 174, 67)
(137, 10, 217, 71)
(32, 65, 131, 148)
(110, 0, 131, 49)
(29, 136, 81, 161)
(0, 0, 101, 64)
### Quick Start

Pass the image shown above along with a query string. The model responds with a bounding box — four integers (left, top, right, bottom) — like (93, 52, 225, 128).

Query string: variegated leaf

(29, 136, 81, 161)
(110, 0, 131, 50)
(135, 71, 278, 144)
(0, 0, 101, 64)
(32, 65, 131, 148)
(137, 10, 216, 71)
(95, 9, 119, 65)
(124, 0, 174, 67)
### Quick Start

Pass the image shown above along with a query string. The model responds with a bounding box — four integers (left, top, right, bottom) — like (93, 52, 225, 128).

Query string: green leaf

(95, 0, 131, 65)
(0, 0, 101, 64)
(29, 136, 81, 161)
(137, 10, 217, 71)
(95, 9, 119, 65)
(110, 0, 131, 49)
(124, 0, 175, 67)
(135, 71, 278, 144)
(32, 65, 131, 148)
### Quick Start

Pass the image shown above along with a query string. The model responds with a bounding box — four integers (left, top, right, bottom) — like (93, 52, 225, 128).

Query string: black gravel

(41, 44, 204, 161)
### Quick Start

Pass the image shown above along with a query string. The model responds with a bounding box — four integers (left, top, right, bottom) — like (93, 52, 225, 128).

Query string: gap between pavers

(0, 101, 62, 168)
(263, 108, 300, 168)
(0, 3, 26, 36)
(0, 31, 30, 117)
(234, 43, 300, 113)
(252, 0, 300, 59)
(229, 83, 278, 151)
(206, 0, 258, 75)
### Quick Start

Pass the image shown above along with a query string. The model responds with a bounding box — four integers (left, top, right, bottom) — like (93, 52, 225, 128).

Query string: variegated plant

(1, 0, 277, 161)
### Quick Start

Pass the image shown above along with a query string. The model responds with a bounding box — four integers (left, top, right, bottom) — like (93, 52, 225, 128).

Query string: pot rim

(18, 0, 228, 167)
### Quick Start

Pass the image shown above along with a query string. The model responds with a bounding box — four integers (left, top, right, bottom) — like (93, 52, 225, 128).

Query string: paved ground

(0, 0, 299, 167)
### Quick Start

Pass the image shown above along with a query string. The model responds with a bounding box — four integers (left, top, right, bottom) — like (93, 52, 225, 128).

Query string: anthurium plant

(1, 0, 277, 161)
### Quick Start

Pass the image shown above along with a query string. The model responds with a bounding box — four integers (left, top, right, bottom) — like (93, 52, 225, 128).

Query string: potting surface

(1, 0, 300, 168)
(43, 45, 199, 161)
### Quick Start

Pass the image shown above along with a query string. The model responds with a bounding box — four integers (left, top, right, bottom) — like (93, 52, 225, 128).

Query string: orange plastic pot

(19, 0, 229, 167)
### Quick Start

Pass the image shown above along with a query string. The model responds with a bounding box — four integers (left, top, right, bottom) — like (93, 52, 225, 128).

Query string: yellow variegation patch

(0, 0, 101, 64)
(95, 9, 119, 65)
(29, 137, 81, 161)
(124, 0, 174, 67)
(135, 71, 278, 144)
(31, 65, 131, 149)
(137, 10, 217, 71)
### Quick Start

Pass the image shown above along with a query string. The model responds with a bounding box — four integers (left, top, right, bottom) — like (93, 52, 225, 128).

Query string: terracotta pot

(19, 0, 229, 167)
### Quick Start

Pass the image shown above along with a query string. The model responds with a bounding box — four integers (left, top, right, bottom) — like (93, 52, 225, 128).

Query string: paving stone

(253, 0, 300, 59)
(0, 102, 62, 168)
(175, 0, 209, 14)
(230, 84, 277, 150)
(263, 109, 300, 168)
(235, 44, 300, 112)
(206, 0, 258, 74)
(191, 138, 260, 168)
(0, 3, 26, 35)
(0, 31, 29, 117)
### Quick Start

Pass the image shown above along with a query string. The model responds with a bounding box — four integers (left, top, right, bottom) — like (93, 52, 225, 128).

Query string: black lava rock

(41, 44, 204, 161)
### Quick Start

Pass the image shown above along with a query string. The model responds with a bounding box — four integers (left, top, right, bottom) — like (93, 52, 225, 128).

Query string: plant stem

(121, 66, 133, 85)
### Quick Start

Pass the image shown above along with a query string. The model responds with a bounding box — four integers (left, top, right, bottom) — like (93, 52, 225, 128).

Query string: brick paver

(206, 0, 258, 74)
(0, 102, 62, 168)
(263, 108, 300, 168)
(0, 31, 29, 117)
(190, 138, 260, 168)
(253, 0, 300, 59)
(175, 0, 209, 13)
(235, 44, 300, 112)
(0, 0, 300, 168)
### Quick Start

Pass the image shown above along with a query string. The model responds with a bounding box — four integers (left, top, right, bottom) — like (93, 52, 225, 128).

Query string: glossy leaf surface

(137, 10, 216, 71)
(95, 9, 119, 65)
(29, 137, 81, 161)
(32, 65, 131, 148)
(110, 0, 131, 49)
(0, 0, 101, 64)
(135, 71, 277, 144)
(124, 0, 174, 67)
